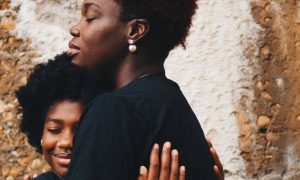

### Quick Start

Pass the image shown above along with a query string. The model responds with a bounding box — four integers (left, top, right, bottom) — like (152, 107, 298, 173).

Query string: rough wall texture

(0, 1, 50, 179)
(0, 0, 299, 179)
(236, 0, 300, 179)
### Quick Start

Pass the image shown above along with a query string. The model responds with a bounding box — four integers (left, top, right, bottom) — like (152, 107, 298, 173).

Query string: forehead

(46, 100, 84, 124)
(82, 0, 120, 11)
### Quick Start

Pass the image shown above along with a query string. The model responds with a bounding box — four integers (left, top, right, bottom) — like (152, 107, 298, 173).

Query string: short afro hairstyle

(16, 52, 109, 153)
(115, 0, 198, 59)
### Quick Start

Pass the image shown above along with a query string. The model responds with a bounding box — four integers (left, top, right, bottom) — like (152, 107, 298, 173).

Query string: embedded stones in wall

(237, 0, 300, 178)
(0, 0, 49, 179)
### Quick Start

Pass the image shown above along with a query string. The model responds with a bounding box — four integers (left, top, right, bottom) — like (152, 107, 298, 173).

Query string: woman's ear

(127, 19, 150, 43)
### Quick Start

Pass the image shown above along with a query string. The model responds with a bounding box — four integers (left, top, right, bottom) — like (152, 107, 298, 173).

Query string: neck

(113, 55, 165, 89)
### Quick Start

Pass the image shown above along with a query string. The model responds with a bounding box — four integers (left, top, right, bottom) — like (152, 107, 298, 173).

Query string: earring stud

(128, 40, 137, 53)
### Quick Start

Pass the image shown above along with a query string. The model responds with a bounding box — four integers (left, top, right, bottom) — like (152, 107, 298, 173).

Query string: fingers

(145, 142, 186, 180)
(214, 165, 223, 180)
(170, 149, 179, 180)
(24, 175, 31, 180)
(210, 148, 223, 174)
(206, 138, 213, 148)
(147, 144, 160, 180)
(208, 140, 224, 180)
(159, 142, 171, 180)
(137, 166, 148, 180)
(179, 166, 186, 180)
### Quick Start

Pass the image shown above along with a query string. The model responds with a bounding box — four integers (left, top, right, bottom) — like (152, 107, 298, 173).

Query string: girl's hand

(24, 174, 32, 180)
(137, 142, 185, 180)
(138, 139, 225, 180)
(207, 138, 224, 180)
(23, 173, 38, 180)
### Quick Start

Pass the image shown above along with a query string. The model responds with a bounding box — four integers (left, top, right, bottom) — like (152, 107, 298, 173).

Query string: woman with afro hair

(64, 0, 224, 179)
(17, 53, 191, 180)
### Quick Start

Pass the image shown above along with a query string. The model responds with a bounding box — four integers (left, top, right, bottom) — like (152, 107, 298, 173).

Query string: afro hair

(16, 52, 109, 153)
(116, 0, 198, 59)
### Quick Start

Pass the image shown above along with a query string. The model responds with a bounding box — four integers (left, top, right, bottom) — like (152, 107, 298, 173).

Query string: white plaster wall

(166, 1, 261, 179)
(11, 0, 261, 179)
(11, 0, 81, 62)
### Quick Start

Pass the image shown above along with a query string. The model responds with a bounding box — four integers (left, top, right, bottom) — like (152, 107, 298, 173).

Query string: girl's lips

(53, 154, 71, 166)
(67, 48, 80, 57)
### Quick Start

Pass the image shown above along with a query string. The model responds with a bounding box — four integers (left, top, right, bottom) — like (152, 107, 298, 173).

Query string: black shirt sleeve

(66, 94, 147, 180)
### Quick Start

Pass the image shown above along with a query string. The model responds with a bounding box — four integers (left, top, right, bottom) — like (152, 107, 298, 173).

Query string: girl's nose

(58, 131, 73, 150)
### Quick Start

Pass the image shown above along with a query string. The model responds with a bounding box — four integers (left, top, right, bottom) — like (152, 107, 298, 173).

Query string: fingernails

(140, 166, 147, 174)
(214, 165, 219, 171)
(172, 149, 178, 156)
(153, 143, 159, 150)
(180, 166, 186, 174)
(33, 174, 38, 178)
(164, 141, 171, 149)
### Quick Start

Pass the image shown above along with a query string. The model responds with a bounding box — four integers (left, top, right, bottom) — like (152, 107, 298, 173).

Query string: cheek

(41, 132, 57, 161)
(42, 134, 57, 151)
(82, 22, 126, 53)
(73, 20, 127, 70)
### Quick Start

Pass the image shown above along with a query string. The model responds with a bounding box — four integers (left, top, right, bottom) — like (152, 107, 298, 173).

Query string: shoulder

(80, 92, 144, 125)
(33, 172, 60, 180)
(87, 92, 133, 112)
(121, 74, 179, 94)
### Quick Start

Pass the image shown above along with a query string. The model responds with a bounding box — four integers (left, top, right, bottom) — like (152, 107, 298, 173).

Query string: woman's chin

(71, 56, 82, 66)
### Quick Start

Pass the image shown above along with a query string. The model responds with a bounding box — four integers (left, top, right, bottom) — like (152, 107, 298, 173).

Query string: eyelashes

(47, 128, 62, 134)
(86, 17, 97, 23)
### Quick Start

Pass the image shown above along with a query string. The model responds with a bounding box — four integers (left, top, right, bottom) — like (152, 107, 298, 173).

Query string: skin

(22, 1, 225, 176)
(69, 0, 164, 89)
(24, 99, 187, 180)
(68, 0, 128, 76)
(41, 100, 84, 178)
(25, 140, 223, 180)
(24, 100, 224, 180)
(207, 139, 224, 180)
(67, 0, 225, 179)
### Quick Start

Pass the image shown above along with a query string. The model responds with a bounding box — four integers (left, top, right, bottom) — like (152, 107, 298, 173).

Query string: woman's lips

(67, 48, 80, 57)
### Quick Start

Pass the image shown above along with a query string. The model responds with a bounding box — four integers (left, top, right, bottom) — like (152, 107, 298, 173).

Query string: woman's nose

(70, 24, 80, 37)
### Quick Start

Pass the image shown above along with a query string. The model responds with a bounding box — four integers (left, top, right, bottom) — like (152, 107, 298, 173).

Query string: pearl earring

(41, 139, 43, 146)
(128, 40, 137, 53)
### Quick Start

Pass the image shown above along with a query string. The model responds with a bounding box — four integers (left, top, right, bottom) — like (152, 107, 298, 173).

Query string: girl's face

(68, 0, 128, 73)
(41, 100, 84, 178)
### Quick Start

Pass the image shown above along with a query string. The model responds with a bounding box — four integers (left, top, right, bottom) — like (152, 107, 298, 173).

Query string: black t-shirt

(66, 74, 216, 180)
(33, 171, 60, 180)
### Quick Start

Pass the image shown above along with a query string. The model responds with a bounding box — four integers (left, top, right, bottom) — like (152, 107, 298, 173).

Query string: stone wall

(0, 1, 49, 179)
(237, 0, 300, 178)
(0, 0, 299, 179)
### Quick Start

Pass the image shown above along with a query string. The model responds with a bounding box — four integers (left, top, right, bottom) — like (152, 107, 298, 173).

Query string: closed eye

(86, 17, 97, 23)
(48, 128, 62, 134)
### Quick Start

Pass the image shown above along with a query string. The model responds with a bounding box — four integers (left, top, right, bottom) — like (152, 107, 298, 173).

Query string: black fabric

(66, 74, 216, 180)
(33, 171, 60, 180)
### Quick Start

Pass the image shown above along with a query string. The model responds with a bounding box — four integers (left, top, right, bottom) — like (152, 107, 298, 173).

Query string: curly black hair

(115, 0, 198, 59)
(16, 52, 109, 153)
